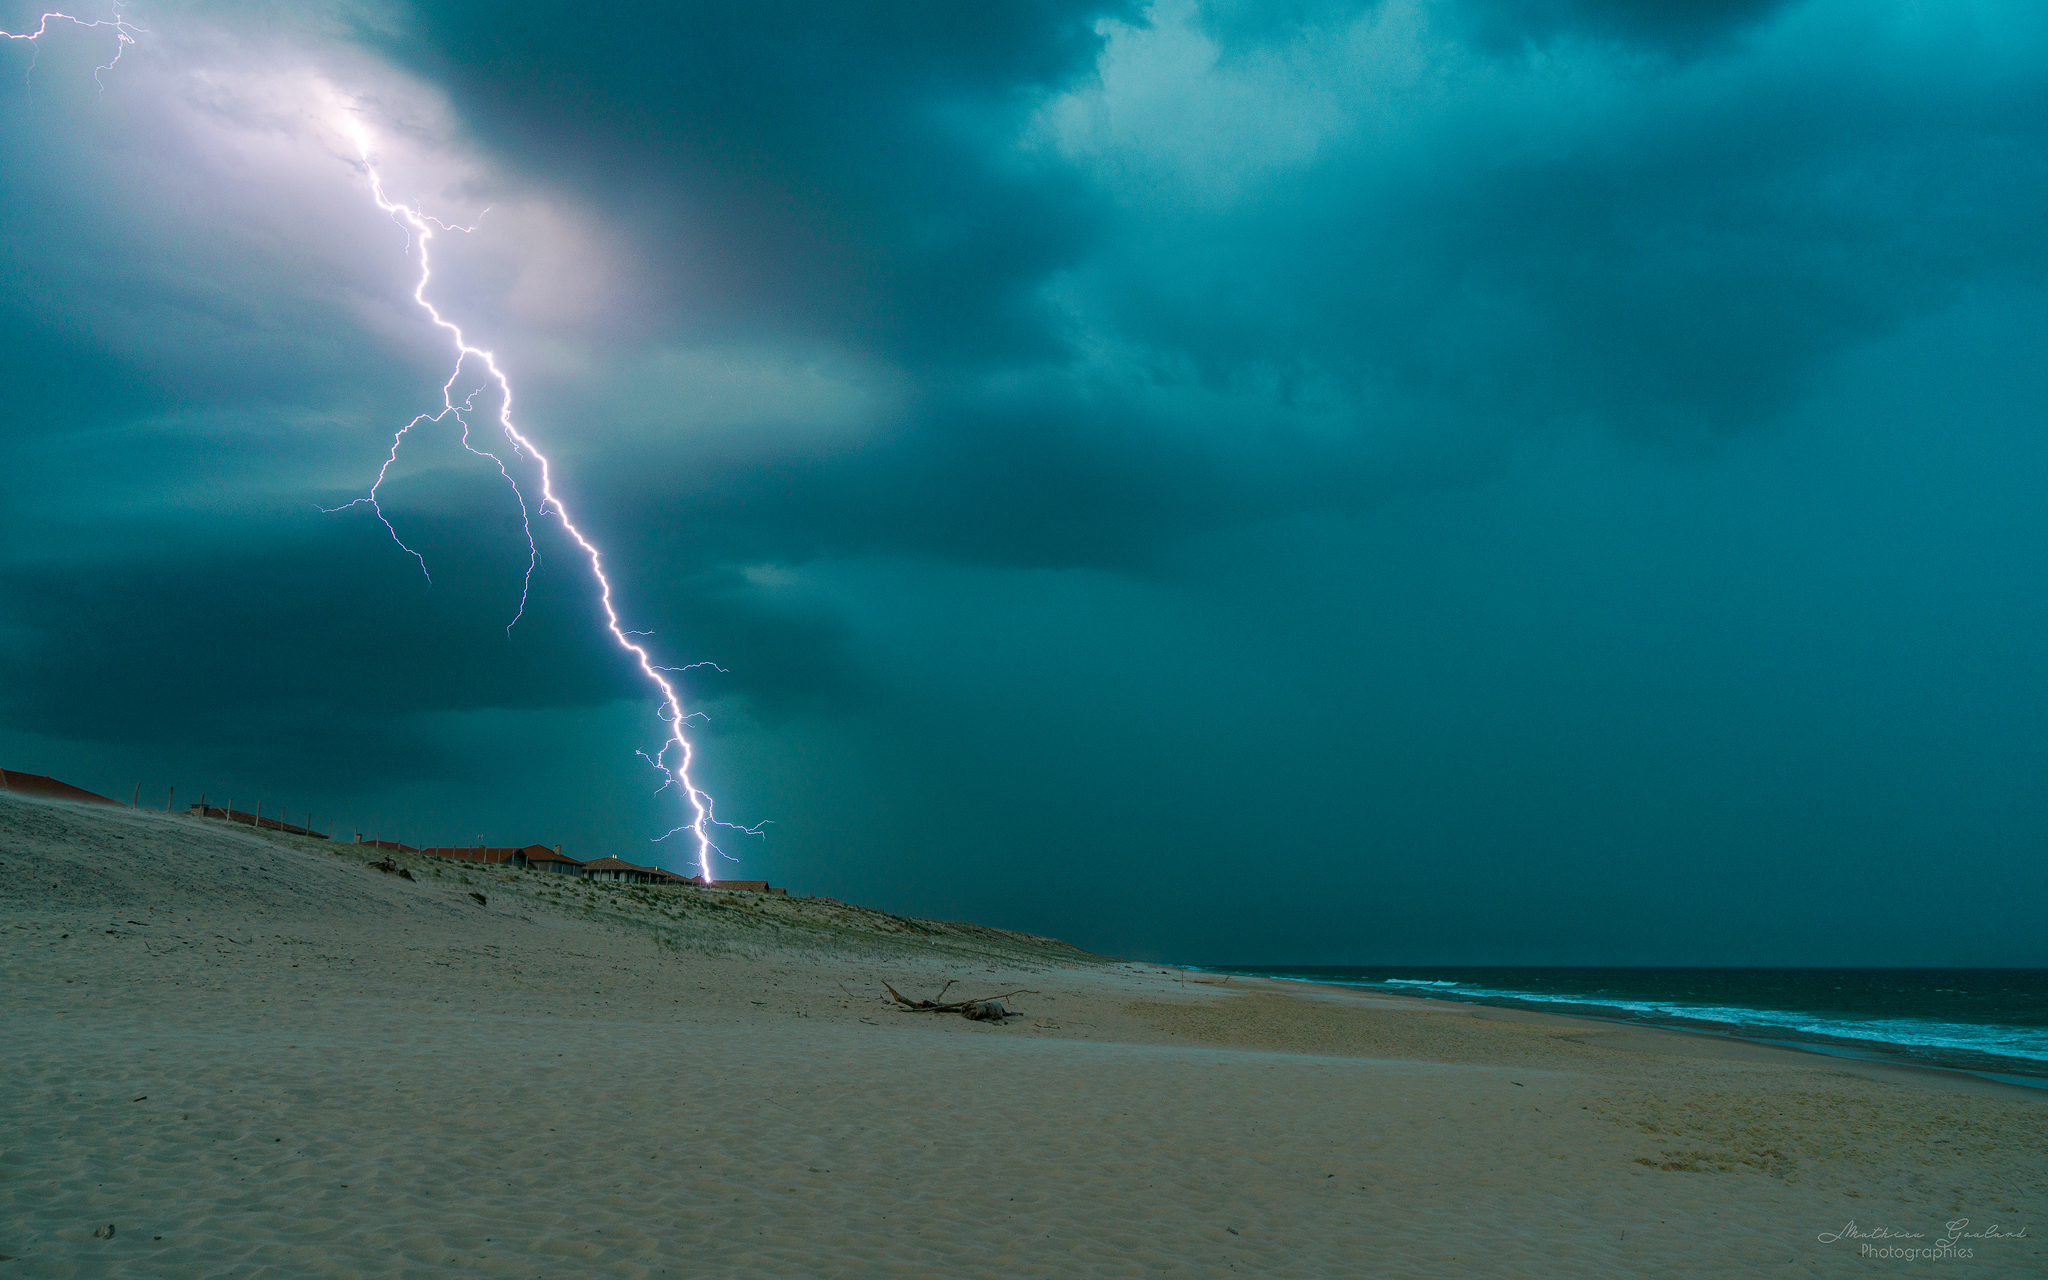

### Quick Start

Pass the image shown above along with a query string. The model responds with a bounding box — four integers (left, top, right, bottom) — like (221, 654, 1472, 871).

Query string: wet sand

(3, 793, 2043, 1276)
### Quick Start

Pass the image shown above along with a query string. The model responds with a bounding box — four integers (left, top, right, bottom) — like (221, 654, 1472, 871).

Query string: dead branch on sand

(882, 981, 1036, 1021)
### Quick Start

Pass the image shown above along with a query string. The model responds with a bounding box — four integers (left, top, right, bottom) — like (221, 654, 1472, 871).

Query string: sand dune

(2, 794, 2042, 1276)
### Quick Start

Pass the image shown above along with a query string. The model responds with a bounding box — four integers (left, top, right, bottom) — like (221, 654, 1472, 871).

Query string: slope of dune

(3, 793, 2044, 1278)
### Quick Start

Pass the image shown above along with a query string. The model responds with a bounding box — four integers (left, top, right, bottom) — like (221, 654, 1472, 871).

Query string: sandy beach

(2, 793, 2042, 1278)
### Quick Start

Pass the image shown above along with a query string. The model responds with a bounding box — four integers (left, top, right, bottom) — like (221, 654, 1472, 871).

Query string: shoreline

(1207, 970, 2048, 1101)
(1193, 965, 2048, 1096)
(6, 793, 2045, 1277)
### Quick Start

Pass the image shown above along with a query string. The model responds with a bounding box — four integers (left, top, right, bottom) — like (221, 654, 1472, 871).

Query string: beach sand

(3, 793, 2042, 1277)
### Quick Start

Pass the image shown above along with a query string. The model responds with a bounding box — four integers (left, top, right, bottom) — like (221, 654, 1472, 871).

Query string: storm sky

(4, 0, 2045, 963)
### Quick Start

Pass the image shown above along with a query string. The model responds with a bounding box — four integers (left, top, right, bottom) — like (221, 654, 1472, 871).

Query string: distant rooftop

(1, 770, 119, 806)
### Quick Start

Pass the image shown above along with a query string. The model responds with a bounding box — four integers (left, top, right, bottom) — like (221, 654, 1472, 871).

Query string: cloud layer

(4, 0, 2046, 960)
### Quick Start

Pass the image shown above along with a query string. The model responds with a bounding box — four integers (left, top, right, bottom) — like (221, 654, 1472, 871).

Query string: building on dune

(426, 847, 786, 892)
(557, 855, 787, 893)
(188, 804, 328, 839)
(421, 843, 553, 868)
(522, 847, 588, 876)
(419, 844, 587, 876)
(703, 879, 788, 896)
(412, 847, 730, 886)
(1, 772, 796, 894)
(1, 770, 119, 806)
(578, 856, 695, 886)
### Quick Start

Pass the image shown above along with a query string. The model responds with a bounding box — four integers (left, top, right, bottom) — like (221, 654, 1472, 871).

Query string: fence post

(165, 786, 173, 813)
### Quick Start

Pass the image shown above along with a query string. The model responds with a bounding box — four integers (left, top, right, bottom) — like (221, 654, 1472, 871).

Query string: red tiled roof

(633, 862, 695, 882)
(422, 846, 518, 864)
(421, 844, 578, 866)
(705, 879, 772, 892)
(191, 806, 327, 838)
(1, 770, 120, 806)
(524, 848, 583, 866)
(580, 856, 695, 883)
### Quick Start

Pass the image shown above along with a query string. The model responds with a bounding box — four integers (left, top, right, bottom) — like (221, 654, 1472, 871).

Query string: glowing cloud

(11, 11, 759, 880)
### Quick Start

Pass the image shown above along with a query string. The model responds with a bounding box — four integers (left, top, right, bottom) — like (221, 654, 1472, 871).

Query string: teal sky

(3, 0, 2045, 963)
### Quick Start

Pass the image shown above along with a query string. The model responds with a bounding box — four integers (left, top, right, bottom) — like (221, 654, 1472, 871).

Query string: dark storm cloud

(372, 1, 1138, 362)
(6, 1, 2048, 961)
(0, 489, 858, 762)
(590, 371, 1458, 577)
(1055, 2, 2048, 439)
(1198, 0, 1798, 55)
(11, 0, 2045, 738)
(366, 0, 2048, 577)
(1193, 0, 1369, 48)
(1451, 0, 1796, 55)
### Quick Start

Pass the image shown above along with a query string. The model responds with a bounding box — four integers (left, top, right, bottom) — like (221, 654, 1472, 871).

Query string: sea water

(1190, 966, 2048, 1087)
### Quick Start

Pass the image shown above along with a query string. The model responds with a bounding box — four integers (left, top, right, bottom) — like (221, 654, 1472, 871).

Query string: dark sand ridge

(3, 792, 2043, 1277)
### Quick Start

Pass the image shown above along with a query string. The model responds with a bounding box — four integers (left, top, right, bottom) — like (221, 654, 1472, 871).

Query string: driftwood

(882, 981, 1033, 1021)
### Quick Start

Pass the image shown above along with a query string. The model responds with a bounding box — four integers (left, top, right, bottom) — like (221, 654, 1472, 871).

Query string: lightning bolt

(0, 6, 138, 89)
(12, 15, 761, 882)
(332, 123, 764, 883)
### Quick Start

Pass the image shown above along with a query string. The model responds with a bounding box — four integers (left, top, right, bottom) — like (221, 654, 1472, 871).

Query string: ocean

(1190, 966, 2048, 1088)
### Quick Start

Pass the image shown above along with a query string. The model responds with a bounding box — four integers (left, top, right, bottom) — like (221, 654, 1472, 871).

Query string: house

(522, 847, 587, 876)
(420, 844, 588, 876)
(189, 804, 326, 838)
(578, 856, 680, 885)
(698, 879, 788, 896)
(1, 770, 119, 806)
(573, 857, 713, 886)
(422, 843, 536, 866)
